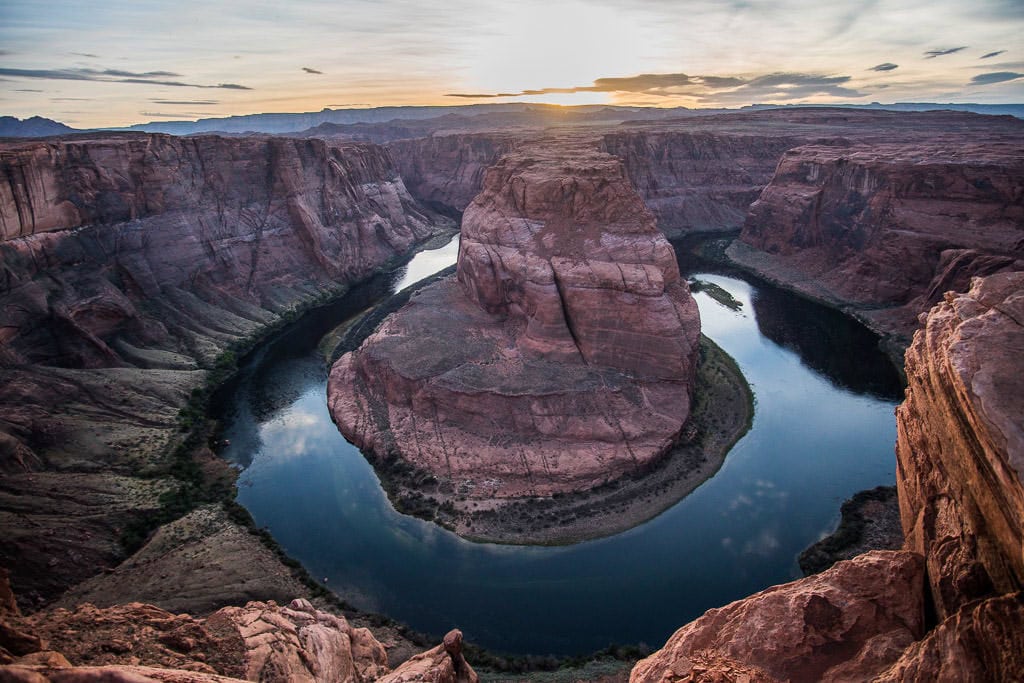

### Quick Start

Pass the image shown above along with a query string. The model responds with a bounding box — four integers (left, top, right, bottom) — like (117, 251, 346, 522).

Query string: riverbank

(360, 334, 753, 545)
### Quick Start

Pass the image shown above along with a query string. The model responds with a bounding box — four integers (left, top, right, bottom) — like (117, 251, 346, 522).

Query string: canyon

(1, 106, 1022, 681)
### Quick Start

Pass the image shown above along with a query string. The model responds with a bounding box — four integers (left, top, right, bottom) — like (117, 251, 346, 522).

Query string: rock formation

(386, 134, 520, 215)
(600, 131, 801, 237)
(730, 140, 1024, 341)
(896, 272, 1024, 619)
(1, 567, 476, 682)
(630, 550, 926, 682)
(330, 138, 700, 502)
(635, 272, 1024, 681)
(0, 133, 451, 604)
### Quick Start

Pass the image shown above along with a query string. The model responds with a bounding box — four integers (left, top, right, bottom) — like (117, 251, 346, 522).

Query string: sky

(1, 0, 1022, 127)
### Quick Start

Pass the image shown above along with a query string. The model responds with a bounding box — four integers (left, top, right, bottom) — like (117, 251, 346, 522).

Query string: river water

(216, 234, 903, 655)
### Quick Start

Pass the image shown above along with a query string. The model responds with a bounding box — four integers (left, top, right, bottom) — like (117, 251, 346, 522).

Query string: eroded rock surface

(896, 271, 1024, 619)
(601, 131, 800, 238)
(330, 138, 700, 501)
(731, 140, 1024, 341)
(0, 133, 451, 605)
(630, 550, 925, 683)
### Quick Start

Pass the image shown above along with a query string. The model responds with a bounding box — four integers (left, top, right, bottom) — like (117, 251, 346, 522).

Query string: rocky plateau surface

(330, 136, 701, 508)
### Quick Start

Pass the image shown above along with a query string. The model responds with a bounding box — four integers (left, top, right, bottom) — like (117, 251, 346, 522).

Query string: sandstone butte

(631, 272, 1024, 682)
(328, 138, 701, 500)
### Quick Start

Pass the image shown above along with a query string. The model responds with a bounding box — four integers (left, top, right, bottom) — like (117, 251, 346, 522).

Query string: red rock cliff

(731, 141, 1024, 340)
(896, 272, 1024, 618)
(633, 273, 1024, 681)
(329, 138, 700, 501)
(600, 131, 801, 237)
(386, 134, 520, 215)
(0, 133, 451, 605)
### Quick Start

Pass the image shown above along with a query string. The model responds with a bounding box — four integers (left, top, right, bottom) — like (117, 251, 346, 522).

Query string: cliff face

(386, 134, 521, 215)
(634, 272, 1024, 681)
(731, 142, 1024, 340)
(0, 134, 451, 605)
(329, 138, 700, 506)
(0, 134, 444, 368)
(896, 272, 1024, 618)
(600, 131, 800, 237)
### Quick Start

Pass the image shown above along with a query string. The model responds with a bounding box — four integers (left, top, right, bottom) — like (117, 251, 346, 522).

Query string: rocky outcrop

(630, 551, 926, 683)
(601, 131, 801, 237)
(330, 138, 700, 505)
(634, 272, 1024, 681)
(896, 272, 1024, 619)
(1, 565, 471, 682)
(0, 133, 451, 604)
(387, 134, 520, 215)
(731, 141, 1024, 341)
(378, 630, 477, 683)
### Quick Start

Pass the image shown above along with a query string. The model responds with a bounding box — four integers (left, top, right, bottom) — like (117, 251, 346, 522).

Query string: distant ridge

(3, 102, 1022, 139)
(0, 115, 78, 138)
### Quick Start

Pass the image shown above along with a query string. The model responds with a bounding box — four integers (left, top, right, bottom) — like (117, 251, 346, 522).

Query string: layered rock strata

(330, 139, 700, 501)
(634, 273, 1024, 681)
(896, 272, 1024, 619)
(386, 134, 520, 215)
(730, 141, 1024, 341)
(600, 131, 801, 237)
(0, 134, 450, 604)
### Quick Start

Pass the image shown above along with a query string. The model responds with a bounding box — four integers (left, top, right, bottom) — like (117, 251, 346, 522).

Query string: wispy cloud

(924, 46, 968, 58)
(448, 71, 864, 103)
(869, 63, 899, 71)
(970, 71, 1023, 85)
(151, 99, 220, 105)
(0, 67, 252, 90)
(981, 50, 1006, 59)
(302, 67, 323, 74)
(71, 52, 100, 59)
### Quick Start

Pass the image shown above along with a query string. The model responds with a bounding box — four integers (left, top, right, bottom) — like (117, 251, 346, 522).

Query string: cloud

(448, 71, 864, 103)
(0, 67, 251, 90)
(869, 63, 898, 71)
(71, 52, 100, 58)
(139, 112, 197, 118)
(970, 71, 1024, 85)
(981, 50, 1006, 59)
(151, 99, 220, 105)
(14, 88, 43, 92)
(302, 67, 323, 74)
(924, 47, 968, 58)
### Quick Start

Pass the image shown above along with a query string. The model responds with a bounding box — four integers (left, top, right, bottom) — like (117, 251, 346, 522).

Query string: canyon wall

(730, 141, 1024, 341)
(0, 133, 451, 605)
(633, 272, 1024, 681)
(600, 131, 801, 237)
(386, 134, 521, 215)
(330, 137, 700, 508)
(896, 272, 1023, 618)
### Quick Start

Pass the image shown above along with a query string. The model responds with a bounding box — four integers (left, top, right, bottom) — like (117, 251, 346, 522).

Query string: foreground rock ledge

(329, 138, 700, 501)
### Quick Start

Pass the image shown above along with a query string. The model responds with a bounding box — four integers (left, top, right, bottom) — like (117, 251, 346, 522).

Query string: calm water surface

(217, 236, 902, 655)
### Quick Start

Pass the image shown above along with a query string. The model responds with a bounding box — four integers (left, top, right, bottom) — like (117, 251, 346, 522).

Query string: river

(215, 234, 903, 655)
